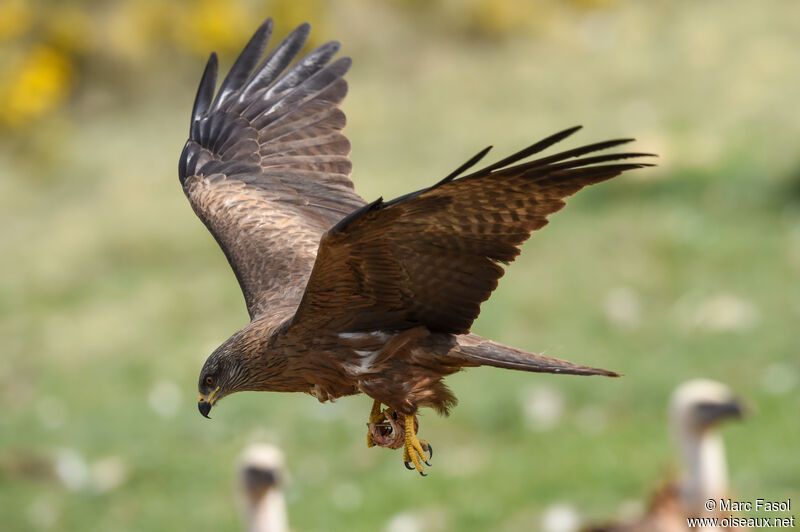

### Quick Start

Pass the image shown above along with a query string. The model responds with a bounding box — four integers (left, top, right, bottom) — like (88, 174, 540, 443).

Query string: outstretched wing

(291, 126, 654, 334)
(179, 19, 366, 320)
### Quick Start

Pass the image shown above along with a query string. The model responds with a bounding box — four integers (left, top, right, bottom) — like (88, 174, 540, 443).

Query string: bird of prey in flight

(182, 19, 653, 475)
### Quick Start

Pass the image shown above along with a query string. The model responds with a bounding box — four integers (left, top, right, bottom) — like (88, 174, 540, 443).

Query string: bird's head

(197, 349, 227, 418)
(197, 336, 247, 418)
(669, 379, 746, 435)
(197, 325, 287, 418)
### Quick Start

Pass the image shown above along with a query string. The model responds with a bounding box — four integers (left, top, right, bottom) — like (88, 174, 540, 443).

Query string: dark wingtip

(473, 125, 585, 176)
(284, 22, 312, 54)
(326, 40, 341, 53)
(335, 56, 353, 75)
(547, 125, 583, 144)
(436, 145, 493, 186)
(248, 19, 275, 54)
(190, 52, 219, 133)
(239, 20, 320, 100)
(248, 18, 274, 44)
(287, 22, 312, 52)
(211, 18, 277, 112)
(296, 22, 312, 37)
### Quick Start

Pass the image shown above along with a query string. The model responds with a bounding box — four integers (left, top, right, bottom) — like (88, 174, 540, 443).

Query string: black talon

(419, 471, 427, 477)
(425, 443, 433, 460)
(424, 460, 431, 467)
(404, 461, 415, 470)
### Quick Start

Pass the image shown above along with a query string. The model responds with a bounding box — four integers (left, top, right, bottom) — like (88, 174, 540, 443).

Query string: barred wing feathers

(178, 20, 365, 320)
(293, 126, 654, 334)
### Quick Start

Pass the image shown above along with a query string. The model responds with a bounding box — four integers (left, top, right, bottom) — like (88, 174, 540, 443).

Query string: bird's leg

(402, 414, 433, 476)
(369, 399, 384, 423)
(366, 399, 385, 447)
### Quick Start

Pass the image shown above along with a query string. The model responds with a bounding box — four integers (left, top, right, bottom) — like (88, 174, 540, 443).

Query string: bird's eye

(205, 376, 215, 386)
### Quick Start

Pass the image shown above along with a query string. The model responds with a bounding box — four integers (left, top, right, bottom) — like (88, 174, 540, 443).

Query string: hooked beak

(198, 386, 220, 419)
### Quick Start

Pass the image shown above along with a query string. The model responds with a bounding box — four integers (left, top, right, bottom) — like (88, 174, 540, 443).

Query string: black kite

(182, 19, 653, 475)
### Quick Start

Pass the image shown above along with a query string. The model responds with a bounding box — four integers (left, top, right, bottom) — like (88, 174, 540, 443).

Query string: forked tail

(455, 334, 620, 377)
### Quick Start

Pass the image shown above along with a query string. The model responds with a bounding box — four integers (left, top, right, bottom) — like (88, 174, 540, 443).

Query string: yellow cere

(207, 386, 220, 404)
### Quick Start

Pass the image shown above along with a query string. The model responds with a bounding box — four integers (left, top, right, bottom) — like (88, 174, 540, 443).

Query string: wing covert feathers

(293, 127, 654, 334)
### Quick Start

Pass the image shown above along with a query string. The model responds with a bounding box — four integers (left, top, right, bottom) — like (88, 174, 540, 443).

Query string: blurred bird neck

(679, 429, 729, 512)
(248, 488, 288, 532)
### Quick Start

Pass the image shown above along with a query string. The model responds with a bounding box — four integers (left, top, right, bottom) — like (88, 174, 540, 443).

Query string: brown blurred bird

(585, 379, 746, 532)
(183, 19, 653, 475)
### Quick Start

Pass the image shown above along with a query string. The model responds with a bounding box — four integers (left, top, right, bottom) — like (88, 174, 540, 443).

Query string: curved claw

(419, 440, 432, 466)
(419, 471, 427, 477)
(402, 414, 433, 476)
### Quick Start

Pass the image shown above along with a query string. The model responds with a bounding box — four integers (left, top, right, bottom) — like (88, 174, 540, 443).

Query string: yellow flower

(0, 45, 72, 126)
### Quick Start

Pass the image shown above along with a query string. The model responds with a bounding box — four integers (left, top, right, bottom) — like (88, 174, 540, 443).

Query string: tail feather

(455, 334, 620, 377)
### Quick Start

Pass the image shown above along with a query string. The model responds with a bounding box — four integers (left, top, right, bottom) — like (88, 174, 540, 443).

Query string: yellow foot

(366, 400, 385, 448)
(402, 414, 433, 476)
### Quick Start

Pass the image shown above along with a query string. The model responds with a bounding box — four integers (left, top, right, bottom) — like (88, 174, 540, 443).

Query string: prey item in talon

(367, 409, 417, 449)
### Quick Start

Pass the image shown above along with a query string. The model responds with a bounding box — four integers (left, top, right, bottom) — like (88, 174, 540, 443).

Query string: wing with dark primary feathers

(178, 19, 366, 320)
(292, 126, 654, 334)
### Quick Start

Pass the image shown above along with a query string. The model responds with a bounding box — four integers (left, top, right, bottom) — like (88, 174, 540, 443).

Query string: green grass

(2, 1, 800, 530)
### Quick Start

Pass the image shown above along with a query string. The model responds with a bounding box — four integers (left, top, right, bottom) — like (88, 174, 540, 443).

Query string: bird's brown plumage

(180, 20, 365, 320)
(184, 20, 653, 442)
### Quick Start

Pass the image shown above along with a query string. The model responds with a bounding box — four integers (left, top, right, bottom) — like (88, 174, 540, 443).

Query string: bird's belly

(342, 348, 381, 377)
(336, 331, 394, 378)
(307, 382, 360, 403)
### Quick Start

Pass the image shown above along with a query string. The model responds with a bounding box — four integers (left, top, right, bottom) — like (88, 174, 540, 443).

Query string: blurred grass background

(1, 0, 799, 530)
